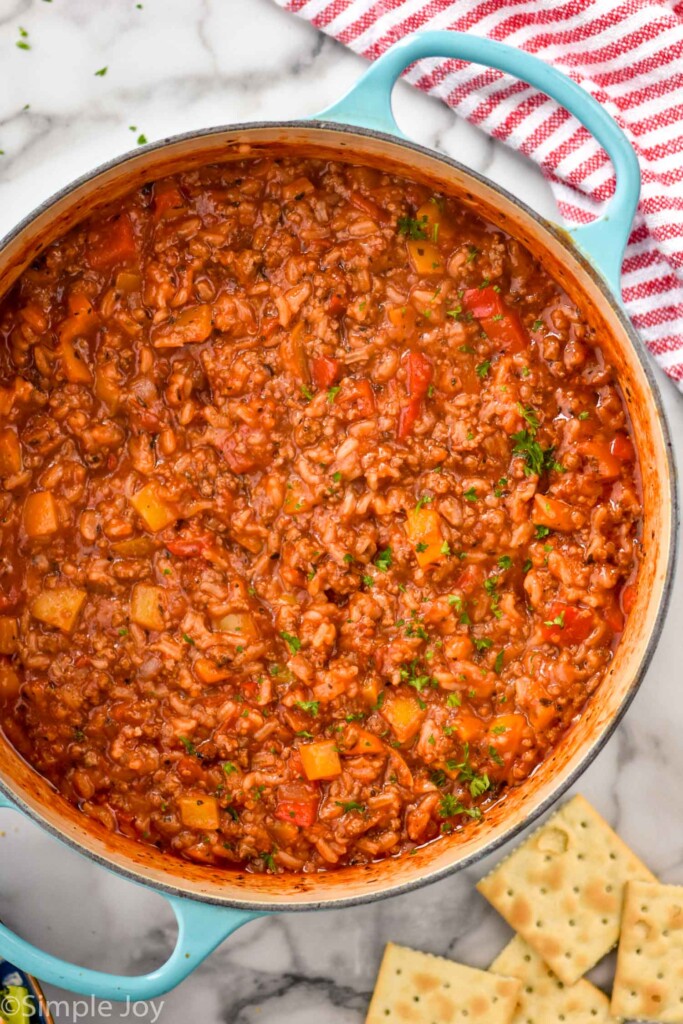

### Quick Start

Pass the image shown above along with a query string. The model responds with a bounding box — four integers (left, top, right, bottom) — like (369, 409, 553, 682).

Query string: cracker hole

(653, 996, 662, 1004)
(569, 920, 575, 927)
(536, 921, 543, 928)
(605, 884, 613, 893)
(573, 886, 580, 894)
(657, 973, 664, 980)
(601, 918, 608, 925)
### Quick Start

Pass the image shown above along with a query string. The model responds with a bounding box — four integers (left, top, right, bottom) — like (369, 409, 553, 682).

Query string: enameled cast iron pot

(0, 31, 677, 1000)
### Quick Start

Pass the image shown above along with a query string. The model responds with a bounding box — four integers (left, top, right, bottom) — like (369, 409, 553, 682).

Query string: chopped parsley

(512, 429, 558, 477)
(397, 214, 428, 240)
(535, 524, 551, 539)
(544, 611, 565, 628)
(476, 360, 491, 379)
(446, 693, 462, 708)
(415, 493, 433, 512)
(463, 487, 478, 502)
(488, 745, 504, 766)
(327, 385, 341, 403)
(438, 793, 481, 819)
(296, 700, 320, 716)
(301, 384, 314, 401)
(497, 555, 512, 570)
(94, 66, 108, 77)
(374, 547, 392, 572)
(465, 245, 479, 264)
(179, 737, 197, 756)
(473, 637, 493, 652)
(222, 761, 237, 775)
(493, 650, 505, 674)
(362, 574, 374, 587)
(532, 319, 543, 331)
(182, 633, 196, 645)
(336, 800, 365, 813)
(280, 631, 302, 654)
(578, 410, 590, 420)
(493, 477, 508, 498)
(415, 542, 428, 553)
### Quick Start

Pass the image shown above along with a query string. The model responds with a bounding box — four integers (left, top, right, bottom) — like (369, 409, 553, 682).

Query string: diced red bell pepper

(398, 351, 433, 441)
(603, 594, 625, 634)
(338, 378, 376, 419)
(310, 356, 341, 390)
(87, 214, 137, 269)
(397, 398, 422, 441)
(406, 350, 433, 399)
(327, 291, 347, 317)
(166, 533, 213, 558)
(275, 782, 320, 827)
(610, 432, 635, 462)
(462, 286, 529, 354)
(541, 601, 594, 645)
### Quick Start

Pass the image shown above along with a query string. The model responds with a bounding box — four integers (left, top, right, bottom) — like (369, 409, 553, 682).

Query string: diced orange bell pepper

(462, 286, 529, 353)
(343, 727, 385, 756)
(31, 587, 86, 633)
(452, 713, 486, 744)
(407, 239, 443, 276)
(129, 482, 178, 532)
(381, 691, 425, 744)
(0, 660, 21, 700)
(388, 305, 418, 341)
(405, 506, 443, 567)
(179, 795, 220, 830)
(60, 338, 93, 384)
(152, 181, 185, 221)
(87, 214, 137, 269)
(130, 583, 166, 631)
(531, 493, 577, 532)
(541, 600, 594, 645)
(153, 304, 213, 348)
(487, 713, 528, 757)
(23, 491, 59, 538)
(310, 356, 340, 390)
(0, 428, 22, 476)
(300, 740, 342, 781)
(0, 617, 18, 655)
(515, 677, 557, 732)
(275, 781, 320, 827)
(212, 611, 258, 639)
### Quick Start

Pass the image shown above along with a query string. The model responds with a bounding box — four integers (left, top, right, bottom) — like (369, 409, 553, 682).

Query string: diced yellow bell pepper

(23, 491, 59, 538)
(405, 506, 443, 568)
(381, 691, 425, 744)
(110, 536, 156, 557)
(115, 270, 142, 293)
(95, 363, 122, 413)
(531, 493, 576, 532)
(0, 428, 22, 476)
(130, 583, 165, 631)
(212, 611, 257, 639)
(300, 740, 342, 781)
(0, 617, 19, 655)
(31, 587, 86, 633)
(129, 482, 178, 532)
(407, 239, 443, 276)
(0, 660, 21, 700)
(179, 795, 220, 830)
(193, 657, 231, 684)
(60, 338, 93, 384)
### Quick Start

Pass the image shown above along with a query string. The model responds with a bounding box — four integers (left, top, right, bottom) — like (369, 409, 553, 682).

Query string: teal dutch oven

(0, 31, 676, 1000)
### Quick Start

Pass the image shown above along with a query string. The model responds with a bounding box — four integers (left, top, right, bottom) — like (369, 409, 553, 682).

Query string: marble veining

(0, 2, 681, 1022)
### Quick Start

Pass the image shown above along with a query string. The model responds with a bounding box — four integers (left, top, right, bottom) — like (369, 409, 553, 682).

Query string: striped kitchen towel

(274, 0, 683, 391)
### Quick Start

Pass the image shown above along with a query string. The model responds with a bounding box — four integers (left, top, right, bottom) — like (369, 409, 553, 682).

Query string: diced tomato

(165, 533, 213, 558)
(338, 378, 376, 419)
(462, 286, 528, 354)
(622, 582, 637, 615)
(349, 190, 386, 222)
(326, 291, 347, 317)
(406, 350, 433, 399)
(310, 356, 341, 390)
(610, 432, 635, 462)
(604, 594, 625, 635)
(541, 601, 594, 645)
(581, 441, 621, 480)
(153, 181, 185, 220)
(455, 564, 485, 595)
(275, 782, 320, 827)
(397, 398, 422, 441)
(87, 214, 137, 270)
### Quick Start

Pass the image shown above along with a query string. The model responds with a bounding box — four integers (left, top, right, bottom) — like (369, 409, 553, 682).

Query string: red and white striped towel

(274, 0, 683, 392)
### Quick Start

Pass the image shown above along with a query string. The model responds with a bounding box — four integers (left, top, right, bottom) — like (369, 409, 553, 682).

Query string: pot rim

(0, 118, 678, 911)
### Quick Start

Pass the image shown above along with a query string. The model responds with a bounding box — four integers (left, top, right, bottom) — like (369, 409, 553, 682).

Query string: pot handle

(0, 792, 263, 1000)
(316, 30, 640, 294)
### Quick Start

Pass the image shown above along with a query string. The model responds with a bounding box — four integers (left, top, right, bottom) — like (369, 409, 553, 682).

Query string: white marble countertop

(0, 2, 681, 1022)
